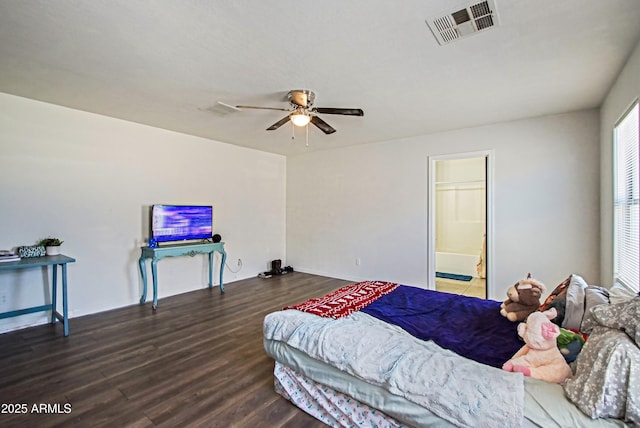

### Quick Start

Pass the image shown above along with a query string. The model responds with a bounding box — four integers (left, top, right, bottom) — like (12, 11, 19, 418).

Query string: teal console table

(138, 242, 226, 309)
(0, 254, 76, 336)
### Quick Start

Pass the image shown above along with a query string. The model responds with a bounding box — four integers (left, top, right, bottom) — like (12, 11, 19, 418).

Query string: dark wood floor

(0, 272, 350, 428)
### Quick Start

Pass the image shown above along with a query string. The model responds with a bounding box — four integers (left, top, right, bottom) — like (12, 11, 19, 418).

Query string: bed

(263, 279, 639, 427)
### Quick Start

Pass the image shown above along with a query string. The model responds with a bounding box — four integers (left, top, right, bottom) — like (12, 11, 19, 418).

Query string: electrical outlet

(355, 258, 361, 266)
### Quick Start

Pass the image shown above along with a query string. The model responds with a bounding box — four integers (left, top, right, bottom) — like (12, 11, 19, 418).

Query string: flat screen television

(150, 204, 213, 243)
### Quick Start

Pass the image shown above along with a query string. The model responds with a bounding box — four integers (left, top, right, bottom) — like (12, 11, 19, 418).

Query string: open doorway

(427, 151, 493, 298)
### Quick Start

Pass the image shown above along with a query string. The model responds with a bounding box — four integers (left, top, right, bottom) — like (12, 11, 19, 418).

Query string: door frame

(427, 150, 494, 295)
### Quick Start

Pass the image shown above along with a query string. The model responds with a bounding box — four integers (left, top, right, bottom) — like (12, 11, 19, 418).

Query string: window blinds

(613, 102, 639, 291)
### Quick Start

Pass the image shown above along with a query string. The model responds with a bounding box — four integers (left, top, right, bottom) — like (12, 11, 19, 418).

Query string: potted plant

(38, 237, 64, 256)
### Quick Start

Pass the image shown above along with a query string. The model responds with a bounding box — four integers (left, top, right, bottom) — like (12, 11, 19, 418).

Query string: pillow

(564, 325, 640, 424)
(609, 281, 638, 304)
(562, 275, 588, 331)
(580, 286, 610, 332)
(539, 274, 588, 330)
(584, 285, 609, 311)
(539, 275, 572, 325)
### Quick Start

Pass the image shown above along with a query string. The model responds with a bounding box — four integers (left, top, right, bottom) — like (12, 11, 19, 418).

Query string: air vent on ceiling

(426, 0, 499, 45)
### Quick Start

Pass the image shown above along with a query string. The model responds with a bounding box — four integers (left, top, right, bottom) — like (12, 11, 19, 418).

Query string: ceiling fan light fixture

(290, 111, 311, 127)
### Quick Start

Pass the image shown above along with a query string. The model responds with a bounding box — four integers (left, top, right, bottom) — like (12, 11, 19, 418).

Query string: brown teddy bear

(500, 273, 546, 322)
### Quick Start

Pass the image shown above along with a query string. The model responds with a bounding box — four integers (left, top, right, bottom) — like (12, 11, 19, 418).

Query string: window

(613, 102, 639, 291)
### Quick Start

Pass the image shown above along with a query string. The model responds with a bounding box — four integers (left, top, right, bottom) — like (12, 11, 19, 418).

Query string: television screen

(151, 205, 213, 243)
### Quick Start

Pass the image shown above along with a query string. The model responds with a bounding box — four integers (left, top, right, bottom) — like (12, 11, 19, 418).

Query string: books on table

(0, 251, 20, 263)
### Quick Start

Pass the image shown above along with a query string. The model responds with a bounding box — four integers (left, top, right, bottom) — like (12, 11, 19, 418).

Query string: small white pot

(45, 246, 61, 256)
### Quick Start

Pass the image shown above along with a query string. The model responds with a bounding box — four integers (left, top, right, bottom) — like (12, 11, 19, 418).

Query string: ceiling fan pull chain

(306, 123, 309, 147)
(291, 121, 295, 140)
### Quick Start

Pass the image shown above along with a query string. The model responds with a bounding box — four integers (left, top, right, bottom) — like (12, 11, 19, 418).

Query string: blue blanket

(361, 285, 523, 368)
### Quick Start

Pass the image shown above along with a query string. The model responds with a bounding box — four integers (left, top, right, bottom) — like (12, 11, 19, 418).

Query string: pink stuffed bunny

(502, 308, 572, 384)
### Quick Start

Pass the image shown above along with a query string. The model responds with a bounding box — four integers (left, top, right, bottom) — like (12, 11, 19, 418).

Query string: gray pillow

(609, 282, 637, 304)
(579, 286, 609, 332)
(564, 325, 640, 424)
(561, 274, 588, 331)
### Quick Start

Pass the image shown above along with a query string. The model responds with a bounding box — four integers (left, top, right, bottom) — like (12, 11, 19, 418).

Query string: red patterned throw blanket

(284, 280, 399, 319)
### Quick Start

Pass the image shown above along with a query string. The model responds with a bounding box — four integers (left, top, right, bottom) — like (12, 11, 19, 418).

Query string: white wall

(599, 38, 640, 287)
(287, 110, 601, 300)
(0, 93, 286, 333)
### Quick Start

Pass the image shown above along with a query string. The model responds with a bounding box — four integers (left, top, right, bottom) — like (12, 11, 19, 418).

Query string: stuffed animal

(500, 273, 546, 322)
(557, 328, 585, 363)
(502, 308, 572, 384)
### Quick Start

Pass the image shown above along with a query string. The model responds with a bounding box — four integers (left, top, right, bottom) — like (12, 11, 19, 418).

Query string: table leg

(51, 264, 58, 324)
(208, 251, 213, 288)
(62, 263, 69, 337)
(219, 250, 226, 293)
(151, 258, 159, 309)
(139, 257, 148, 304)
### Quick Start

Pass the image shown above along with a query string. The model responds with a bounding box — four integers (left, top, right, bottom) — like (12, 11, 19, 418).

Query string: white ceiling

(1, 1, 639, 156)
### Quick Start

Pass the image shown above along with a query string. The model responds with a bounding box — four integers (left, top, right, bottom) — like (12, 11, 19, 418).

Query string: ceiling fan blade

(266, 115, 291, 131)
(236, 105, 291, 112)
(310, 115, 336, 134)
(313, 107, 364, 116)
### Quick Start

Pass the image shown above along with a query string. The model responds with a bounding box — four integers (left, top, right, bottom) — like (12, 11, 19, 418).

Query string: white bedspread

(264, 309, 525, 428)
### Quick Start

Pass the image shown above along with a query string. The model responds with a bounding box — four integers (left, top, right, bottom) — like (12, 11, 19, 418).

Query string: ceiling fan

(234, 89, 364, 135)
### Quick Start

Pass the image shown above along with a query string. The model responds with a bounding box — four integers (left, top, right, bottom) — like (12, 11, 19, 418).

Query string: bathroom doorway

(427, 151, 492, 298)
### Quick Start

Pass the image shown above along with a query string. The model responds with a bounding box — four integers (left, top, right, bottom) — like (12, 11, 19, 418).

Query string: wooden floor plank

(0, 272, 349, 427)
